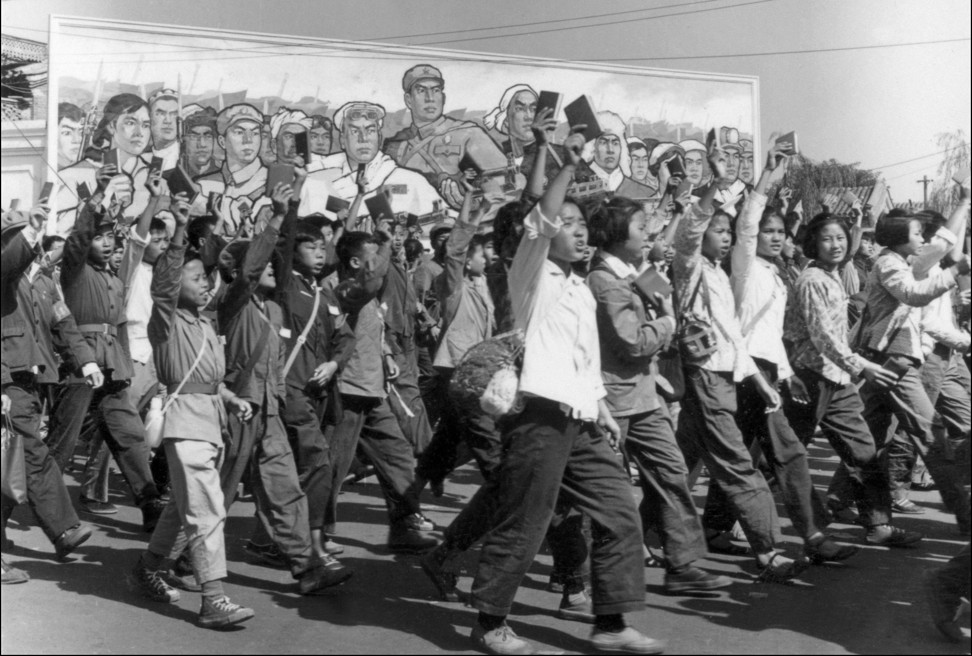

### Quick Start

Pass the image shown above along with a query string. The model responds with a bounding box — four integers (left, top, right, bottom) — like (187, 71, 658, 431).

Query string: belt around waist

(167, 382, 220, 395)
(77, 323, 118, 337)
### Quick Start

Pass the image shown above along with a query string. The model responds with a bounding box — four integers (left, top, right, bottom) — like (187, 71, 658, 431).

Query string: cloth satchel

(144, 331, 210, 449)
(1, 412, 27, 505)
(449, 329, 525, 418)
(677, 271, 719, 364)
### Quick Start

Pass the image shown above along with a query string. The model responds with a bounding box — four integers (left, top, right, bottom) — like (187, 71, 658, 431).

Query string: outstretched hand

(563, 125, 587, 166)
(170, 193, 191, 227)
(271, 183, 294, 215)
(28, 205, 50, 232)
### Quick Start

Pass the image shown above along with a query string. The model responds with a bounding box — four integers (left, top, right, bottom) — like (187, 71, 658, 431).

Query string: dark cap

(402, 64, 444, 92)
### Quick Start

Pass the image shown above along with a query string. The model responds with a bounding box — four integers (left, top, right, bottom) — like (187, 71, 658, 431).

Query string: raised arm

(147, 195, 191, 345)
(1, 205, 46, 286)
(217, 184, 290, 322)
(438, 190, 489, 324)
(524, 107, 557, 200)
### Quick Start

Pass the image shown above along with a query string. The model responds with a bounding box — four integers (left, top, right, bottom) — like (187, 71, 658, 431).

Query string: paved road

(2, 442, 969, 654)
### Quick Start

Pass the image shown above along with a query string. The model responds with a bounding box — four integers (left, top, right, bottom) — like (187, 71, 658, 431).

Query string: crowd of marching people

(2, 63, 970, 654)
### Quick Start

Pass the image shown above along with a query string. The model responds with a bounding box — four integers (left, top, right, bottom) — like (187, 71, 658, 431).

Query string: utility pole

(916, 175, 931, 206)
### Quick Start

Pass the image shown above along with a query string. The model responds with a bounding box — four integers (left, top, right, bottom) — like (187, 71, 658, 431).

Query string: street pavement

(2, 440, 969, 654)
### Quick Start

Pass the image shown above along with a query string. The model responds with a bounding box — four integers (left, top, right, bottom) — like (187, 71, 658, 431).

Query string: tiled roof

(819, 180, 893, 224)
(1, 34, 47, 64)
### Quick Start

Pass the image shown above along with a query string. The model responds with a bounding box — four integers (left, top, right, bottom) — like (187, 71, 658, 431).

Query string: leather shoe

(299, 556, 352, 594)
(55, 524, 93, 560)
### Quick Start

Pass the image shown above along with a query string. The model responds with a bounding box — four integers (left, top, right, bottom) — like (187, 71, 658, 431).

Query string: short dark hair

(294, 219, 326, 246)
(58, 102, 84, 124)
(802, 212, 851, 260)
(335, 231, 376, 268)
(469, 234, 489, 258)
(588, 196, 643, 249)
(403, 238, 424, 264)
(628, 142, 649, 156)
(875, 208, 917, 248)
(492, 199, 532, 262)
(759, 207, 786, 230)
(915, 209, 946, 242)
(42, 235, 65, 252)
(149, 218, 169, 234)
(187, 216, 217, 248)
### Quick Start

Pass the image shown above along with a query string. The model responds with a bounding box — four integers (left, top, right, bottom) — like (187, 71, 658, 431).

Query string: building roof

(818, 180, 894, 225)
(1, 33, 47, 64)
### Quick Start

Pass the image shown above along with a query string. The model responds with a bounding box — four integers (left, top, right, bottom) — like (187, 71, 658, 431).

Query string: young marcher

(586, 194, 733, 594)
(46, 166, 166, 531)
(129, 193, 256, 628)
(218, 183, 352, 592)
(412, 190, 497, 498)
(454, 128, 664, 655)
(671, 145, 806, 582)
(725, 140, 859, 564)
(273, 161, 356, 562)
(320, 227, 437, 555)
(1, 204, 94, 564)
(857, 204, 971, 530)
(785, 213, 923, 547)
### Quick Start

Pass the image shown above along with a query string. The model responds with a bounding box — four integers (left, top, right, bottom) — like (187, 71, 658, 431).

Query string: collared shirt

(148, 242, 227, 442)
(730, 190, 792, 379)
(859, 234, 957, 360)
(509, 206, 605, 421)
(589, 162, 625, 192)
(196, 159, 272, 236)
(118, 227, 154, 364)
(298, 151, 442, 221)
(55, 155, 151, 237)
(785, 264, 867, 385)
(672, 201, 757, 382)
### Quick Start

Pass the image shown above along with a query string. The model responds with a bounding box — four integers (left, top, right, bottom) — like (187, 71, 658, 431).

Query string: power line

(2, 104, 80, 202)
(868, 144, 968, 173)
(0, 2, 723, 48)
(589, 36, 971, 61)
(413, 0, 779, 45)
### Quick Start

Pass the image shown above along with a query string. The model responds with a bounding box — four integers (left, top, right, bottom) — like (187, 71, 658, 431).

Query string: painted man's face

(405, 81, 445, 124)
(507, 90, 537, 142)
(184, 126, 215, 168)
(309, 126, 331, 155)
(275, 124, 306, 162)
(342, 115, 381, 165)
(220, 120, 262, 167)
(150, 98, 180, 148)
(594, 134, 621, 173)
(684, 150, 706, 186)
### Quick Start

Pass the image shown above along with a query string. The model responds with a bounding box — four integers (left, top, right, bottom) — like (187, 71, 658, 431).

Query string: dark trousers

(861, 359, 970, 529)
(416, 370, 502, 486)
(791, 369, 892, 526)
(46, 382, 158, 505)
(416, 345, 444, 430)
(1, 381, 80, 543)
(707, 360, 821, 542)
(675, 368, 777, 554)
(322, 394, 420, 533)
(618, 405, 707, 569)
(222, 409, 313, 578)
(282, 388, 331, 531)
(471, 397, 644, 618)
(887, 349, 971, 499)
(929, 542, 971, 615)
(388, 340, 433, 455)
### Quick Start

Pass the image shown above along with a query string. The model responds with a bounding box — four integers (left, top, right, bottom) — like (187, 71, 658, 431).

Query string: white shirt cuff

(81, 362, 100, 378)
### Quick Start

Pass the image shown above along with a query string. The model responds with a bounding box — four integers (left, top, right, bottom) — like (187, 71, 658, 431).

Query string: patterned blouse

(785, 263, 867, 385)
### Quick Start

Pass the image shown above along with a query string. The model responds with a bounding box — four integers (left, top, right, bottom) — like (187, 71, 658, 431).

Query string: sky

(3, 0, 970, 204)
